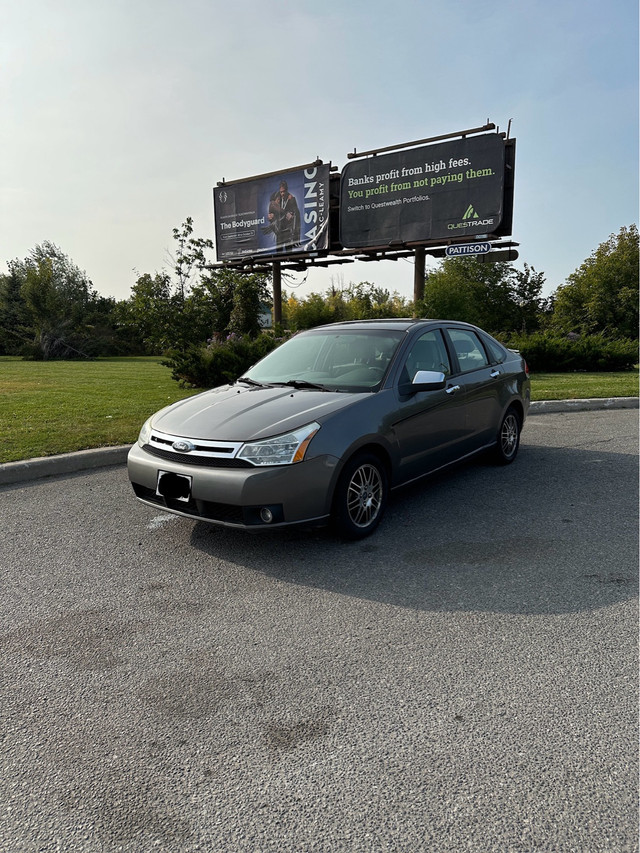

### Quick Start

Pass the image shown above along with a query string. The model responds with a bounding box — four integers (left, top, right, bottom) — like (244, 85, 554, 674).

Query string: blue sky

(2, 0, 638, 301)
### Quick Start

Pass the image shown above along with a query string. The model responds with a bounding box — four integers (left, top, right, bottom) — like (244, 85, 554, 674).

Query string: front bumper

(127, 443, 340, 530)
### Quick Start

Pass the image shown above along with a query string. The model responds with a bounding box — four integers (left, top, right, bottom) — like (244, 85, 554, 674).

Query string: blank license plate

(156, 471, 192, 503)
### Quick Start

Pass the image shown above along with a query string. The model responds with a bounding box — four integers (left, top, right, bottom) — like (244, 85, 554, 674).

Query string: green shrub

(165, 330, 638, 385)
(498, 332, 638, 372)
(163, 332, 288, 388)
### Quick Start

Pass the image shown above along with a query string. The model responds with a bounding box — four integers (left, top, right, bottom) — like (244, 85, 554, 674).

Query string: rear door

(444, 327, 503, 448)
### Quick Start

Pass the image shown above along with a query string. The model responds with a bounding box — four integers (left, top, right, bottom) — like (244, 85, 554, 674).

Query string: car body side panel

(302, 390, 400, 475)
(388, 386, 468, 482)
(455, 364, 505, 447)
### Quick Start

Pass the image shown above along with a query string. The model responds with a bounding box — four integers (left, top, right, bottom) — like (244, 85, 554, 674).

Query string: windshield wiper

(277, 379, 331, 391)
(236, 376, 270, 388)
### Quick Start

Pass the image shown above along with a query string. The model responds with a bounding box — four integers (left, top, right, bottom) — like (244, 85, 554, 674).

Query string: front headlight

(137, 417, 153, 447)
(238, 422, 320, 466)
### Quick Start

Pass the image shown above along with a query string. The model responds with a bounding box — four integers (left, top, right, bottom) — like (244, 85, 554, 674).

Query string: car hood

(152, 384, 364, 441)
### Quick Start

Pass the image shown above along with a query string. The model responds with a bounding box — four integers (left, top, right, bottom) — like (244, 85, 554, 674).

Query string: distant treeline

(1, 223, 637, 381)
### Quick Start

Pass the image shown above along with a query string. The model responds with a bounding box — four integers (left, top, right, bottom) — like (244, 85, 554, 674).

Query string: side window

(447, 329, 489, 373)
(481, 333, 507, 365)
(401, 330, 451, 383)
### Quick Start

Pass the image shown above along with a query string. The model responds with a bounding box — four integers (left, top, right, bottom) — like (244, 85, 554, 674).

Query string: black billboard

(340, 134, 510, 249)
(214, 164, 331, 261)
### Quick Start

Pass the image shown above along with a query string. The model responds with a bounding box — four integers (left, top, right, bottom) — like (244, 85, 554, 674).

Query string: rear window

(480, 333, 508, 364)
(447, 329, 489, 372)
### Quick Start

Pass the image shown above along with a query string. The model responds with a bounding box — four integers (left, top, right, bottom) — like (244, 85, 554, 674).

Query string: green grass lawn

(530, 371, 639, 401)
(0, 357, 201, 464)
(0, 356, 638, 464)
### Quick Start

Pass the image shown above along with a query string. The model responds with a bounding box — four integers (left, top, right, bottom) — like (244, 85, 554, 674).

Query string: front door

(391, 329, 468, 482)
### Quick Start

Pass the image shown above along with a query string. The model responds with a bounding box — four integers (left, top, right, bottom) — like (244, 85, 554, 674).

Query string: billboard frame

(208, 122, 518, 319)
(214, 160, 333, 263)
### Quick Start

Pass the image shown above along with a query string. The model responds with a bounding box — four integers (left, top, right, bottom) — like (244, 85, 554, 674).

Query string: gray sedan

(128, 319, 530, 538)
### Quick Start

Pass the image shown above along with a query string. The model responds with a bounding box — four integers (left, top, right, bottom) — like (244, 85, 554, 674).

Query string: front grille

(151, 434, 235, 454)
(143, 444, 253, 468)
(144, 429, 248, 468)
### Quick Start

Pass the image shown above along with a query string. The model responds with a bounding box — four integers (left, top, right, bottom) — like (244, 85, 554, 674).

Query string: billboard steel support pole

(414, 247, 425, 313)
(272, 261, 282, 327)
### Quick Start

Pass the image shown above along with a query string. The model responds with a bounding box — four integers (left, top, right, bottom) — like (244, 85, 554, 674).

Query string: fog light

(260, 507, 274, 523)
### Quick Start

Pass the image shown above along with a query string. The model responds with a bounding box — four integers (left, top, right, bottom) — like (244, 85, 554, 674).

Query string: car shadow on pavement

(188, 442, 639, 617)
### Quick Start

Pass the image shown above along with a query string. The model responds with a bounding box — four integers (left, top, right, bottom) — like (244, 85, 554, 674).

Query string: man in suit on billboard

(265, 180, 300, 252)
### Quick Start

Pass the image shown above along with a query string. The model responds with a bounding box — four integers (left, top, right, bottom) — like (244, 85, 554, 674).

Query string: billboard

(340, 134, 509, 249)
(214, 163, 331, 261)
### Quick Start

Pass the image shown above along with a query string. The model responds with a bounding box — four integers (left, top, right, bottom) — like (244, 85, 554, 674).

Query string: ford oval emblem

(172, 440, 195, 453)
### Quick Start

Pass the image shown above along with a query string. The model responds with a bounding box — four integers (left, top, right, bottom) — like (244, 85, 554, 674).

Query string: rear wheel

(332, 452, 388, 540)
(493, 407, 521, 465)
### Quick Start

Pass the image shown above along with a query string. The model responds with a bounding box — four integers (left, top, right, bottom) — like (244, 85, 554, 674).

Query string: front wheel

(493, 407, 521, 465)
(332, 453, 388, 540)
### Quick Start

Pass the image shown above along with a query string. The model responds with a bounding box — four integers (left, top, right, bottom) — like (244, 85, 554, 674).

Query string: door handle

(490, 370, 501, 378)
(446, 384, 461, 394)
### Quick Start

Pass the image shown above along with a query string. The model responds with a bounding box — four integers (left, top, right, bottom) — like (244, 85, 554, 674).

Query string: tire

(332, 452, 388, 540)
(493, 407, 521, 465)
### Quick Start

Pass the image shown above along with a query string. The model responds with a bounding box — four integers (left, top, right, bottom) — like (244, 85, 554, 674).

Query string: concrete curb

(0, 445, 131, 486)
(527, 396, 639, 415)
(1, 398, 637, 486)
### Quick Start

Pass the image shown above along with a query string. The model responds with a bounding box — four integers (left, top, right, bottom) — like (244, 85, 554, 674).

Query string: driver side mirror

(398, 370, 446, 395)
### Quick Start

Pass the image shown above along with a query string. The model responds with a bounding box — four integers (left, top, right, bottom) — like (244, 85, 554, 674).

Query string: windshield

(244, 329, 404, 392)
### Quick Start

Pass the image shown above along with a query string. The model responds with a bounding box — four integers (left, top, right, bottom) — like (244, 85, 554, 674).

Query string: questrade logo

(448, 202, 495, 231)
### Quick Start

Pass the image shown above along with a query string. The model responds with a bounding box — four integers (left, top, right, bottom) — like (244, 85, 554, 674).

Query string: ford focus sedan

(127, 319, 530, 539)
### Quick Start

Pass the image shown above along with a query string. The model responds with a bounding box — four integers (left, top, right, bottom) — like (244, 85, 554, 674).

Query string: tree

(80, 294, 127, 356)
(345, 282, 410, 320)
(117, 220, 271, 353)
(0, 266, 30, 354)
(227, 274, 270, 338)
(286, 291, 339, 331)
(1, 243, 133, 358)
(10, 242, 100, 359)
(114, 272, 174, 353)
(512, 264, 546, 334)
(421, 257, 519, 332)
(551, 225, 639, 338)
(284, 282, 410, 331)
(168, 216, 215, 300)
(189, 268, 270, 340)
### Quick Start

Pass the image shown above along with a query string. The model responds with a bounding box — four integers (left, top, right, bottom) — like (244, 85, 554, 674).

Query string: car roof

(307, 318, 479, 333)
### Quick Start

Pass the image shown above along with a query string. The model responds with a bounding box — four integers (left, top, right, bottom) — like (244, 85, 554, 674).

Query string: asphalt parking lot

(1, 409, 638, 852)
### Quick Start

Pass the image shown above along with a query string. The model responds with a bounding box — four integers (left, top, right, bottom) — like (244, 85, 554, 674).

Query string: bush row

(165, 330, 638, 389)
(498, 332, 638, 373)
(163, 332, 288, 388)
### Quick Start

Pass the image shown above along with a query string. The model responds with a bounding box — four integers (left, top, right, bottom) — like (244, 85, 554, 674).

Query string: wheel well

(506, 400, 524, 425)
(329, 443, 392, 534)
(362, 443, 391, 473)
(331, 443, 392, 508)
(338, 443, 392, 482)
